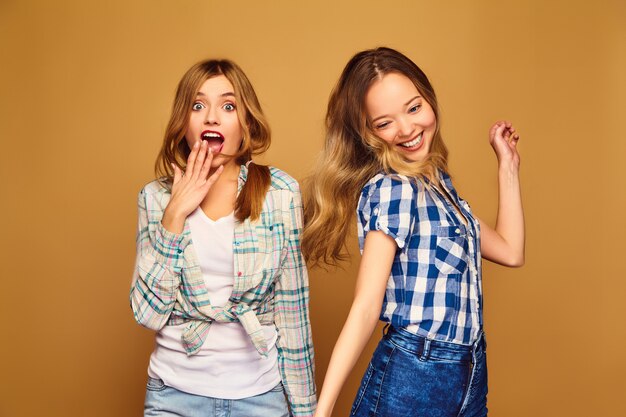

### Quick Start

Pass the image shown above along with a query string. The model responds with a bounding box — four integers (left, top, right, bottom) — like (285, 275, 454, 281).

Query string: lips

(201, 130, 224, 154)
(398, 132, 424, 150)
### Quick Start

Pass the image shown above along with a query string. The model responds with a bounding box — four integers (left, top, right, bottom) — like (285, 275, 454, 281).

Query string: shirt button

(455, 228, 460, 234)
(238, 272, 242, 277)
(269, 225, 273, 231)
(177, 248, 183, 253)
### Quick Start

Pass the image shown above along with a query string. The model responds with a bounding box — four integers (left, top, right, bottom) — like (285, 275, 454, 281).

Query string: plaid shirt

(130, 164, 316, 416)
(357, 171, 482, 345)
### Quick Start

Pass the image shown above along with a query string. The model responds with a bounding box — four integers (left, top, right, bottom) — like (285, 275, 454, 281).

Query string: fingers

(510, 133, 520, 147)
(495, 123, 507, 141)
(489, 122, 500, 140)
(502, 121, 519, 145)
(172, 163, 182, 184)
(199, 147, 214, 180)
(191, 140, 208, 179)
(490, 120, 508, 141)
(490, 120, 519, 143)
(186, 141, 201, 175)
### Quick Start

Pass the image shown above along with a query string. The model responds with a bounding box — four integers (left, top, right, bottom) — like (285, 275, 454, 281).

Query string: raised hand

(479, 120, 525, 268)
(161, 140, 224, 233)
(489, 120, 520, 169)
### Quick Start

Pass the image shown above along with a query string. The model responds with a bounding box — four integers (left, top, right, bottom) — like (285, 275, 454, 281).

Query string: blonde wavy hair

(302, 47, 449, 266)
(155, 59, 271, 221)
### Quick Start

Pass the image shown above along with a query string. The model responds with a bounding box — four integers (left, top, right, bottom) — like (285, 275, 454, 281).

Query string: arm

(130, 141, 223, 329)
(314, 231, 397, 417)
(479, 120, 525, 267)
(274, 188, 317, 417)
(129, 188, 187, 330)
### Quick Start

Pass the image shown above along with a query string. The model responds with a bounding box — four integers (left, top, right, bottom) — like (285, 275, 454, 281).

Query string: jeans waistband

(384, 325, 485, 363)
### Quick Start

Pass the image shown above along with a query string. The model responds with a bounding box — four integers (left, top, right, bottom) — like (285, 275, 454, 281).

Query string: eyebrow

(371, 95, 421, 123)
(196, 92, 236, 98)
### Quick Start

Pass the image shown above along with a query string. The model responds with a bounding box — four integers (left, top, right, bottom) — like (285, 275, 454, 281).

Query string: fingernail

(194, 141, 200, 148)
(208, 147, 213, 154)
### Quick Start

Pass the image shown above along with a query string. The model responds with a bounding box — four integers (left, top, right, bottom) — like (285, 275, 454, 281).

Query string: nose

(396, 116, 414, 139)
(204, 106, 220, 125)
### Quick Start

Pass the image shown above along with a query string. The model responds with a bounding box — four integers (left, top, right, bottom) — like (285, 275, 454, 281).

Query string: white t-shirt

(148, 208, 281, 398)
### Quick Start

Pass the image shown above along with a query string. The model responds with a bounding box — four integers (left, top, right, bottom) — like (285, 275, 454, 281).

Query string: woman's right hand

(161, 140, 224, 234)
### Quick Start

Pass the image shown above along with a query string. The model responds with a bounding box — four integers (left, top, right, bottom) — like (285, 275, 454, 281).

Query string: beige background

(1, 0, 625, 416)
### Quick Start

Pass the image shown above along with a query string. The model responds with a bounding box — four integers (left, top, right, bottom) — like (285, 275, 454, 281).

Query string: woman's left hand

(489, 120, 520, 169)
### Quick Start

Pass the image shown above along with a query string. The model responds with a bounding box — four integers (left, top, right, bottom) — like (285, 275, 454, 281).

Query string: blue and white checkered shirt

(357, 171, 482, 345)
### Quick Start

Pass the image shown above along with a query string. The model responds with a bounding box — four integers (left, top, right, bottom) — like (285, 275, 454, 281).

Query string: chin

(215, 154, 236, 166)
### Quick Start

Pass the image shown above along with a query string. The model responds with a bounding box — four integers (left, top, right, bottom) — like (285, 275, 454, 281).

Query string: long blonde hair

(302, 47, 449, 266)
(155, 59, 271, 221)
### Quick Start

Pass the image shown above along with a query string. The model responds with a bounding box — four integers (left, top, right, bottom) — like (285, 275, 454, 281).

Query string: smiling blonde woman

(304, 47, 525, 417)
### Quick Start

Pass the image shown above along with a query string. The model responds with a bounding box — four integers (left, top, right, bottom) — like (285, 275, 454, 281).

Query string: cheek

(185, 114, 202, 145)
(230, 136, 243, 150)
(228, 117, 244, 143)
(379, 130, 396, 145)
(424, 109, 437, 130)
(184, 128, 196, 148)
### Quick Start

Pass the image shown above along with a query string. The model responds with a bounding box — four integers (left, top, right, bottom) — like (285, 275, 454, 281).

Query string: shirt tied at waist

(181, 301, 274, 356)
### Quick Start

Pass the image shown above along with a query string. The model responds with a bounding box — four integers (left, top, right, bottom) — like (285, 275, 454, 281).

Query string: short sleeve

(357, 175, 416, 249)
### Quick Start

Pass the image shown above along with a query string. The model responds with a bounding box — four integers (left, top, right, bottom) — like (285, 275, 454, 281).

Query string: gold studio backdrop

(0, 1, 624, 416)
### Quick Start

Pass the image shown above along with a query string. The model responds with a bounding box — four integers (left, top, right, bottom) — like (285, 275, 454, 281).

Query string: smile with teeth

(399, 132, 423, 148)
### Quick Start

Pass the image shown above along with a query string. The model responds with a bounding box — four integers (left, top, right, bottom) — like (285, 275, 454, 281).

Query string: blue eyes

(191, 102, 236, 111)
(375, 104, 421, 129)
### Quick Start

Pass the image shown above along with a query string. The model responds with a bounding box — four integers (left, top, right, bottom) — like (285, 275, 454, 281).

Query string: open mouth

(398, 132, 423, 149)
(201, 130, 224, 154)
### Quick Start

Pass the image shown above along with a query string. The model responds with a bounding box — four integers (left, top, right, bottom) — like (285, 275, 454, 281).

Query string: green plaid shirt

(131, 164, 316, 416)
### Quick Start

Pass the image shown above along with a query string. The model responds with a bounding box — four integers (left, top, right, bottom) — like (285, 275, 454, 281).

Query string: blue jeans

(351, 326, 488, 417)
(144, 377, 289, 417)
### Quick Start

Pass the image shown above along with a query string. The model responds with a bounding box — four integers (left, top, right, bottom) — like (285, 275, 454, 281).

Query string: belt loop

(382, 323, 391, 336)
(421, 338, 432, 360)
(473, 331, 485, 355)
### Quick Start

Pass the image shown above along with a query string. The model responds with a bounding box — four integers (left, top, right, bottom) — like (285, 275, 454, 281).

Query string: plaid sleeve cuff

(288, 393, 317, 417)
(153, 222, 189, 272)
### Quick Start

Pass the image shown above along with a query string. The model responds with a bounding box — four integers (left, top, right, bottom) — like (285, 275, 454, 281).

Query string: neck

(212, 160, 240, 182)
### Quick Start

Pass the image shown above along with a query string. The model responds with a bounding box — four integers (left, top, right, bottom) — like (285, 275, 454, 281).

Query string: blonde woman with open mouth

(131, 59, 316, 417)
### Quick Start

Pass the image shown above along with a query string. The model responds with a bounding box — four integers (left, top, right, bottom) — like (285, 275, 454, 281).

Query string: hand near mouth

(161, 140, 224, 234)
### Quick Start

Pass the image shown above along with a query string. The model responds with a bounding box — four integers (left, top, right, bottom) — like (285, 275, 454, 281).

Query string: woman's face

(185, 75, 243, 169)
(365, 72, 437, 163)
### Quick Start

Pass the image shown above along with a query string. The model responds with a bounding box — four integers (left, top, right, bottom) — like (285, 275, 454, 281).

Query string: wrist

(314, 399, 334, 417)
(162, 207, 187, 234)
(498, 160, 519, 175)
(498, 164, 520, 189)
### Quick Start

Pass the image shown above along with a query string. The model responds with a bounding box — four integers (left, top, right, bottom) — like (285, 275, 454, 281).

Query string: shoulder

(139, 178, 170, 196)
(137, 178, 171, 208)
(268, 166, 301, 193)
(361, 172, 418, 199)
